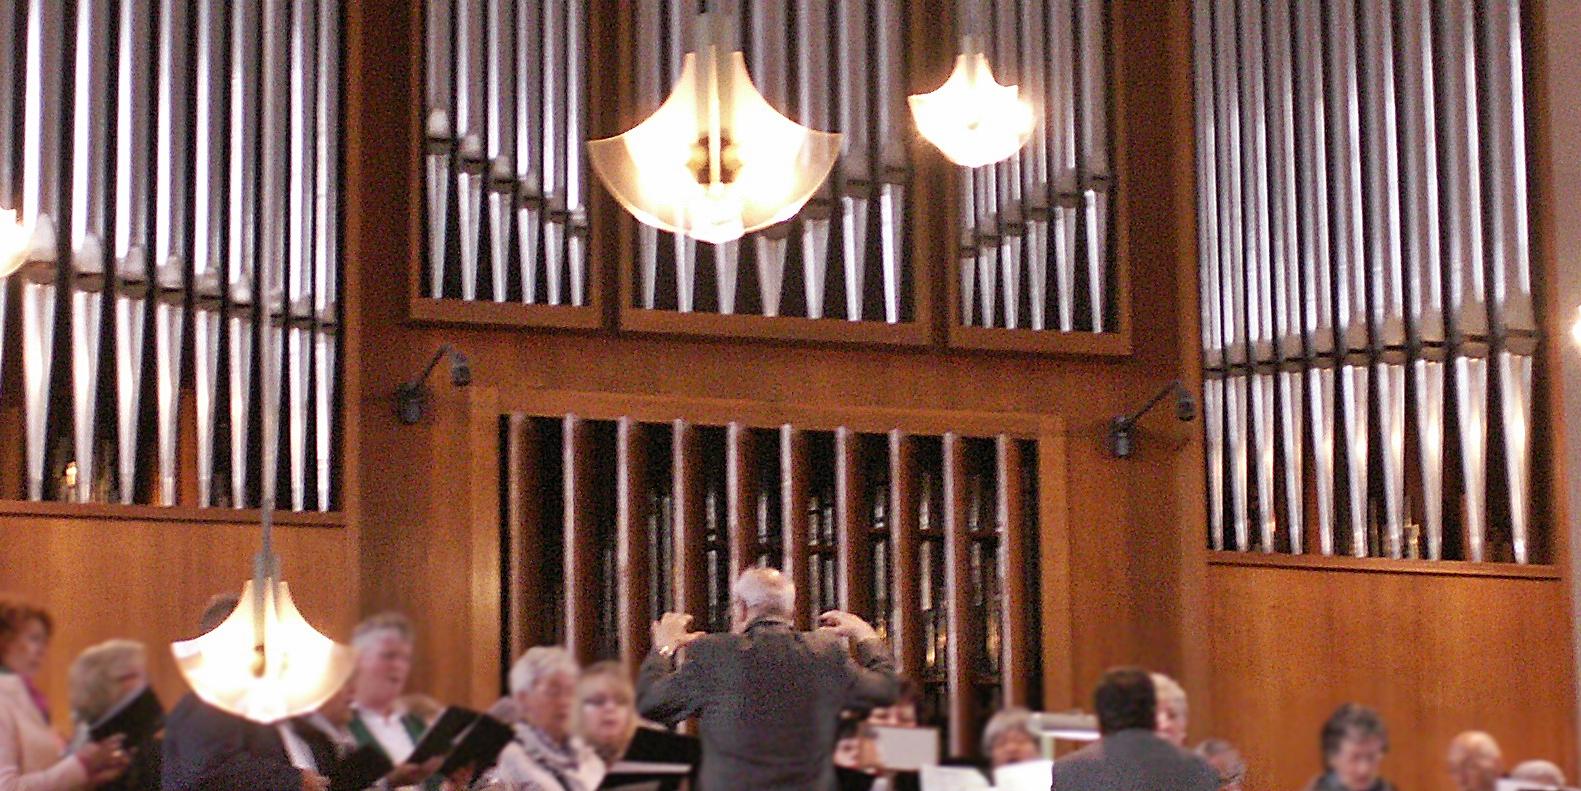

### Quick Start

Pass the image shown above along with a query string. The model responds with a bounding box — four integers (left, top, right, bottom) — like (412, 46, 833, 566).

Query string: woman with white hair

(1511, 760, 1566, 786)
(981, 707, 1041, 769)
(493, 647, 605, 791)
(1151, 673, 1188, 747)
(67, 640, 156, 791)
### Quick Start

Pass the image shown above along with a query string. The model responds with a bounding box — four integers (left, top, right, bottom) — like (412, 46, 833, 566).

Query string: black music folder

(328, 743, 396, 791)
(437, 715, 515, 776)
(406, 706, 482, 765)
(88, 685, 164, 744)
(598, 727, 700, 791)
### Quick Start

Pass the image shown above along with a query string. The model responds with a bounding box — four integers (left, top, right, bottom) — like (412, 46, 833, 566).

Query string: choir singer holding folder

(636, 568, 901, 791)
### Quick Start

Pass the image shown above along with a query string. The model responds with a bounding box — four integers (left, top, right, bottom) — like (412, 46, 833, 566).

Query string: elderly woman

(493, 647, 604, 791)
(1511, 760, 1566, 786)
(1301, 704, 1395, 791)
(0, 594, 127, 789)
(67, 641, 156, 791)
(1151, 673, 1188, 747)
(572, 662, 637, 767)
(1195, 738, 1246, 791)
(981, 707, 1040, 769)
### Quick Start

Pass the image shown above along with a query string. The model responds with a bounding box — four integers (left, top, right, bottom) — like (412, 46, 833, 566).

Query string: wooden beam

(504, 414, 543, 659)
(726, 422, 755, 583)
(942, 432, 976, 757)
(781, 424, 812, 629)
(616, 417, 651, 670)
(889, 430, 924, 687)
(996, 435, 1030, 706)
(836, 427, 871, 618)
(673, 420, 707, 618)
(563, 414, 598, 663)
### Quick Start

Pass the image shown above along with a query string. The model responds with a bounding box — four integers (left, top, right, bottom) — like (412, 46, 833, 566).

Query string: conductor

(636, 567, 901, 790)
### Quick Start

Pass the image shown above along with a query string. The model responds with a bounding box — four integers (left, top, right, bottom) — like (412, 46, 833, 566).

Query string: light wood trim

(996, 435, 1030, 706)
(673, 420, 708, 616)
(408, 297, 605, 331)
(493, 387, 1047, 438)
(835, 427, 871, 618)
(942, 432, 975, 757)
(1207, 551, 1563, 580)
(0, 499, 346, 526)
(617, 308, 933, 348)
(564, 414, 598, 663)
(466, 389, 503, 701)
(947, 324, 1134, 357)
(781, 425, 812, 630)
(726, 422, 755, 581)
(616, 417, 652, 670)
(1037, 418, 1075, 712)
(890, 430, 924, 685)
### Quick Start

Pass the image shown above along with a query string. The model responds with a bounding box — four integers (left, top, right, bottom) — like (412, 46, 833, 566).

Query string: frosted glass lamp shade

(588, 50, 840, 245)
(171, 579, 355, 724)
(909, 52, 1035, 168)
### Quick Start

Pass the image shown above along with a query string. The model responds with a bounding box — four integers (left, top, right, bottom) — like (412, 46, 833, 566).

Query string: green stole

(348, 709, 441, 791)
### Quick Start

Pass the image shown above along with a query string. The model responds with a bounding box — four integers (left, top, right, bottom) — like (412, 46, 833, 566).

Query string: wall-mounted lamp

(587, 13, 841, 244)
(395, 344, 472, 424)
(1570, 305, 1581, 348)
(1109, 380, 1196, 459)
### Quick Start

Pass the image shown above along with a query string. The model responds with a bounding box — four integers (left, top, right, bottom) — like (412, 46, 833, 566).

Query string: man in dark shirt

(637, 568, 901, 791)
(161, 595, 327, 791)
(1052, 667, 1218, 791)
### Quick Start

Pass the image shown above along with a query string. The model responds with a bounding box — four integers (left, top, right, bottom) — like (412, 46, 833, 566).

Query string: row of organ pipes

(502, 417, 1038, 753)
(958, 0, 1112, 332)
(1194, 0, 1536, 562)
(2, 0, 341, 510)
(422, 0, 1115, 330)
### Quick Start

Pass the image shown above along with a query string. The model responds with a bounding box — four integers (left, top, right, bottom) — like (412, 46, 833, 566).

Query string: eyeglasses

(580, 694, 629, 709)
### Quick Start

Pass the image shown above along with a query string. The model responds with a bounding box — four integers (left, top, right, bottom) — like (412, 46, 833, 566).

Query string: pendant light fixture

(908, 2, 1034, 168)
(588, 11, 841, 245)
(0, 210, 41, 278)
(169, 299, 354, 722)
(170, 165, 353, 724)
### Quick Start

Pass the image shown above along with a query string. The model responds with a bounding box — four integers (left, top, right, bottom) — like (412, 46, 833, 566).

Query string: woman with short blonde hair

(573, 662, 637, 766)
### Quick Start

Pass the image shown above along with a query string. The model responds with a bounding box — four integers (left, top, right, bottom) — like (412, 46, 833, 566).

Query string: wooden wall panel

(1209, 562, 1578, 791)
(0, 514, 356, 728)
(616, 418, 652, 670)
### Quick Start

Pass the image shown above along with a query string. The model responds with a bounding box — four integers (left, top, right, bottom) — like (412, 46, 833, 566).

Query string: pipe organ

(953, 0, 1113, 333)
(2, 0, 343, 509)
(424, 0, 591, 306)
(420, 1, 1117, 333)
(1194, 0, 1538, 562)
(502, 407, 1048, 757)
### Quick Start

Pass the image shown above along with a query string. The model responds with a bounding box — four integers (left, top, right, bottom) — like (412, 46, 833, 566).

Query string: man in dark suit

(636, 567, 901, 791)
(1052, 667, 1218, 791)
(162, 595, 327, 791)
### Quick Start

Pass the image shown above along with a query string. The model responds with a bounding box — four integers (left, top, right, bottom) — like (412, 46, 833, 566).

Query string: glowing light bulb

(909, 52, 1036, 168)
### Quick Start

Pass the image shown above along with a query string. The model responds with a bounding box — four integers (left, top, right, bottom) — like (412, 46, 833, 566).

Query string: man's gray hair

(352, 612, 414, 654)
(68, 640, 147, 724)
(732, 567, 795, 618)
(509, 645, 580, 696)
(1511, 760, 1566, 786)
(980, 706, 1035, 757)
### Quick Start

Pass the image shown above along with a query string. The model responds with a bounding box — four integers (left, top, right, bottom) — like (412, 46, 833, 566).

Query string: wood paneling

(616, 418, 653, 669)
(0, 515, 356, 727)
(1209, 562, 1578, 791)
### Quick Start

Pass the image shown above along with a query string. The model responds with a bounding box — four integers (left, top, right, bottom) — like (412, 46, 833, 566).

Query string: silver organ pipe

(3, 0, 341, 510)
(1196, 0, 1543, 563)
